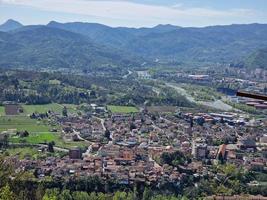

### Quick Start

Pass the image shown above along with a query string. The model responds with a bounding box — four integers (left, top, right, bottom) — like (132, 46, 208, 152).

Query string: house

(69, 147, 82, 159)
(237, 137, 256, 151)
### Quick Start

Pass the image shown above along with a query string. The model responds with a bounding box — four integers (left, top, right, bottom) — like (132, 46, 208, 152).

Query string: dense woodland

(0, 70, 192, 107)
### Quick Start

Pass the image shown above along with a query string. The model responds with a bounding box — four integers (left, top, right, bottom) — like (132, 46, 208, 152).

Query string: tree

(0, 156, 13, 189)
(97, 193, 107, 200)
(113, 191, 127, 200)
(130, 123, 136, 131)
(218, 152, 225, 164)
(42, 189, 59, 200)
(142, 188, 152, 200)
(72, 191, 90, 200)
(0, 185, 15, 200)
(60, 189, 72, 200)
(88, 192, 98, 200)
(104, 129, 111, 141)
(62, 106, 68, 117)
(189, 117, 193, 128)
(23, 130, 29, 137)
(160, 151, 190, 167)
(0, 134, 9, 149)
(47, 141, 55, 153)
(16, 130, 29, 138)
(126, 192, 134, 200)
(36, 184, 45, 200)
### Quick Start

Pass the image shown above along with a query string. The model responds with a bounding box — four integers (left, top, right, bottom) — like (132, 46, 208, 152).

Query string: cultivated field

(0, 110, 87, 149)
(0, 103, 79, 116)
(107, 105, 139, 113)
(10, 132, 58, 144)
(22, 103, 63, 114)
(9, 131, 88, 149)
(0, 116, 51, 132)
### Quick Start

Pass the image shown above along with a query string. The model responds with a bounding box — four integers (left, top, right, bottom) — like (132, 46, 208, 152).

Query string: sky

(0, 0, 267, 27)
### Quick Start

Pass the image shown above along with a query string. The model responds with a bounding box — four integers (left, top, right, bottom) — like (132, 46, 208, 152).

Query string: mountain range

(0, 19, 267, 70)
(0, 19, 23, 32)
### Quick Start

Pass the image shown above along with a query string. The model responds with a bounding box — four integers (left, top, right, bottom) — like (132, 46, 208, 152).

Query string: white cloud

(0, 0, 264, 27)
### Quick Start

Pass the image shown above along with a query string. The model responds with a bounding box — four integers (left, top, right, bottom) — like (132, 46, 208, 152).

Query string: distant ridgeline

(0, 19, 267, 69)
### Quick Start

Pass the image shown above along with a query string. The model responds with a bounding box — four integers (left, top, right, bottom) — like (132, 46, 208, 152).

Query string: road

(165, 82, 195, 102)
(73, 130, 90, 142)
(92, 116, 113, 145)
(122, 70, 133, 79)
(93, 116, 106, 131)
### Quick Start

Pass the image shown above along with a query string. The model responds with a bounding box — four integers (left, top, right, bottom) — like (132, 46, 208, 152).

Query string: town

(1, 93, 267, 199)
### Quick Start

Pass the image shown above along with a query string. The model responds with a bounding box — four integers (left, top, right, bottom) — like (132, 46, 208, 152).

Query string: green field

(22, 103, 78, 115)
(0, 104, 78, 116)
(107, 105, 139, 113)
(8, 131, 88, 149)
(0, 106, 4, 116)
(22, 103, 63, 114)
(0, 113, 87, 149)
(0, 116, 51, 132)
(10, 132, 59, 144)
(9, 131, 88, 149)
(62, 104, 79, 114)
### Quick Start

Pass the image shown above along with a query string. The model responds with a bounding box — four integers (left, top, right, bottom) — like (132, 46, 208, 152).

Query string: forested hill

(48, 21, 267, 66)
(1, 19, 267, 69)
(0, 25, 141, 69)
(245, 48, 267, 70)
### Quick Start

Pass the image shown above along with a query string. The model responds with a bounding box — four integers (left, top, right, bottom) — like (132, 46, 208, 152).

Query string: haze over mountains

(0, 19, 267, 70)
(0, 19, 23, 32)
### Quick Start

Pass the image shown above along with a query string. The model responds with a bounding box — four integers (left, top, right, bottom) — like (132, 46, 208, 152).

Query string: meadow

(22, 103, 63, 114)
(0, 104, 87, 149)
(0, 116, 51, 132)
(6, 147, 67, 159)
(0, 103, 78, 116)
(9, 131, 88, 149)
(22, 103, 78, 115)
(107, 105, 139, 113)
(10, 132, 59, 144)
(0, 106, 4, 116)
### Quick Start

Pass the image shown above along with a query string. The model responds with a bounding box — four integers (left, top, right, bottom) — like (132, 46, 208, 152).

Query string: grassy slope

(6, 147, 40, 159)
(107, 105, 139, 113)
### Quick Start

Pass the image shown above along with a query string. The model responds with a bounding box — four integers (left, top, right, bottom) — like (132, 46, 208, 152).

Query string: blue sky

(0, 0, 267, 27)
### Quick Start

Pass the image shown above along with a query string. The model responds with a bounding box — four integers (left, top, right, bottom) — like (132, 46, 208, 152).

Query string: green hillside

(245, 48, 267, 69)
(0, 26, 140, 69)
